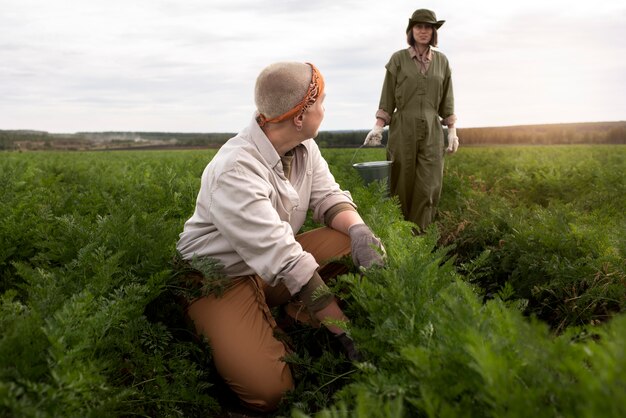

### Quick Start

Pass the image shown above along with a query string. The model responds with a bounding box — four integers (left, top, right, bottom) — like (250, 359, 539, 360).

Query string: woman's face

(412, 23, 433, 46)
(302, 93, 326, 138)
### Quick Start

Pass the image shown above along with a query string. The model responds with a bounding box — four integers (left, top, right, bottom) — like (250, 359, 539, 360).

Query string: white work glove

(363, 125, 384, 147)
(348, 224, 386, 269)
(446, 127, 459, 153)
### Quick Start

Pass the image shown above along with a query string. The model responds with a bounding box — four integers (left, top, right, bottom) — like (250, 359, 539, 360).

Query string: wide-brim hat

(406, 9, 445, 32)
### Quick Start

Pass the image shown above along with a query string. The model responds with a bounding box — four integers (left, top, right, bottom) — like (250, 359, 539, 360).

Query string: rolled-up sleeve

(377, 56, 399, 125)
(210, 163, 318, 295)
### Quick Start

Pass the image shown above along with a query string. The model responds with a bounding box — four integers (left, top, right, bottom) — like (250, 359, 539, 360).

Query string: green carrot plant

(1, 146, 624, 417)
(295, 179, 626, 417)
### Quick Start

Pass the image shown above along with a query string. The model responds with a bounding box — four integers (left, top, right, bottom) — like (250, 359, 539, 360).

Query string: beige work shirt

(177, 116, 356, 295)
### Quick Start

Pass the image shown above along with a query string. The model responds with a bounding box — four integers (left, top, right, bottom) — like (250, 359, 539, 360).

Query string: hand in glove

(363, 125, 384, 146)
(446, 127, 459, 153)
(298, 273, 351, 337)
(335, 332, 364, 362)
(348, 223, 386, 269)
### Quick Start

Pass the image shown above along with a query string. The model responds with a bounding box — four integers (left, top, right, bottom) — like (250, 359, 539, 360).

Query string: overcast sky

(1, 0, 625, 133)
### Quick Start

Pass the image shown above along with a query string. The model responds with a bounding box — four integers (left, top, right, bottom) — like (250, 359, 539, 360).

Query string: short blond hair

(255, 62, 312, 119)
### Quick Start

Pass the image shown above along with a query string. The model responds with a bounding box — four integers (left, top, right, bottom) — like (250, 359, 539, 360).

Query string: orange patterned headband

(257, 62, 325, 128)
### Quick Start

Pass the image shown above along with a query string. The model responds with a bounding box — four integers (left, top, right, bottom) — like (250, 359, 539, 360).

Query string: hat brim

(406, 19, 445, 32)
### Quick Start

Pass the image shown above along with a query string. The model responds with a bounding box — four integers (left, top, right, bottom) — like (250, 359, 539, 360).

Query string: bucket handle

(351, 145, 393, 165)
(350, 145, 366, 165)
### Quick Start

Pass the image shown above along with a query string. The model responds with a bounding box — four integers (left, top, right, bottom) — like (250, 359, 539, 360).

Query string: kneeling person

(176, 61, 384, 412)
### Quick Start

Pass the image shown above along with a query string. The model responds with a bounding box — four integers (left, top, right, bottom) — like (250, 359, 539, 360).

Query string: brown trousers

(186, 227, 351, 411)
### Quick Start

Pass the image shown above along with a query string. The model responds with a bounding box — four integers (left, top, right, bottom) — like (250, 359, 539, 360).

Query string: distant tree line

(458, 122, 626, 146)
(78, 131, 235, 147)
(316, 122, 626, 147)
(0, 131, 236, 150)
(1, 121, 624, 151)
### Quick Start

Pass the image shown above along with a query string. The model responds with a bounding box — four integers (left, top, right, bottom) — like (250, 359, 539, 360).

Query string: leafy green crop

(1, 146, 624, 417)
(435, 145, 625, 330)
(0, 151, 219, 417)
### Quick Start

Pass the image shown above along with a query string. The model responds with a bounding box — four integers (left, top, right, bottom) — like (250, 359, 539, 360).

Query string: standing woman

(364, 9, 459, 232)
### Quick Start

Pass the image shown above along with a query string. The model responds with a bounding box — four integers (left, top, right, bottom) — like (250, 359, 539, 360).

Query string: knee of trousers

(241, 371, 294, 412)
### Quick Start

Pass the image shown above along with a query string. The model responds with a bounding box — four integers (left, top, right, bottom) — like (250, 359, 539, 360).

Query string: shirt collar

(248, 114, 281, 169)
(408, 45, 432, 62)
(247, 114, 307, 170)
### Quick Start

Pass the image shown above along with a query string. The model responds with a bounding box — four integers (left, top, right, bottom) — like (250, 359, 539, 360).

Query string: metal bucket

(352, 160, 392, 196)
(350, 145, 392, 196)
(352, 161, 392, 185)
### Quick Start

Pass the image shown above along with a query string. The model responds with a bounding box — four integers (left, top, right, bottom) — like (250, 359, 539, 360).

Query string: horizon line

(2, 120, 625, 135)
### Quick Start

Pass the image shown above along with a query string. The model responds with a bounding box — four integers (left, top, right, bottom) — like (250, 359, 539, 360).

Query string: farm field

(1, 145, 625, 417)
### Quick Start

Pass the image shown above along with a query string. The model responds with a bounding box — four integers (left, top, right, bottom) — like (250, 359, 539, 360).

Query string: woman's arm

(329, 209, 364, 235)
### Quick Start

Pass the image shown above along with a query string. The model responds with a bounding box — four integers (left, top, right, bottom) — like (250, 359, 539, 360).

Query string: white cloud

(0, 0, 624, 132)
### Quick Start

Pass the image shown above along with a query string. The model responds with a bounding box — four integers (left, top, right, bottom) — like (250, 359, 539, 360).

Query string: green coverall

(378, 48, 455, 231)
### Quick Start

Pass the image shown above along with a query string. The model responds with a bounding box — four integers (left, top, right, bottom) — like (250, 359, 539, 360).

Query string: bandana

(257, 62, 325, 127)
